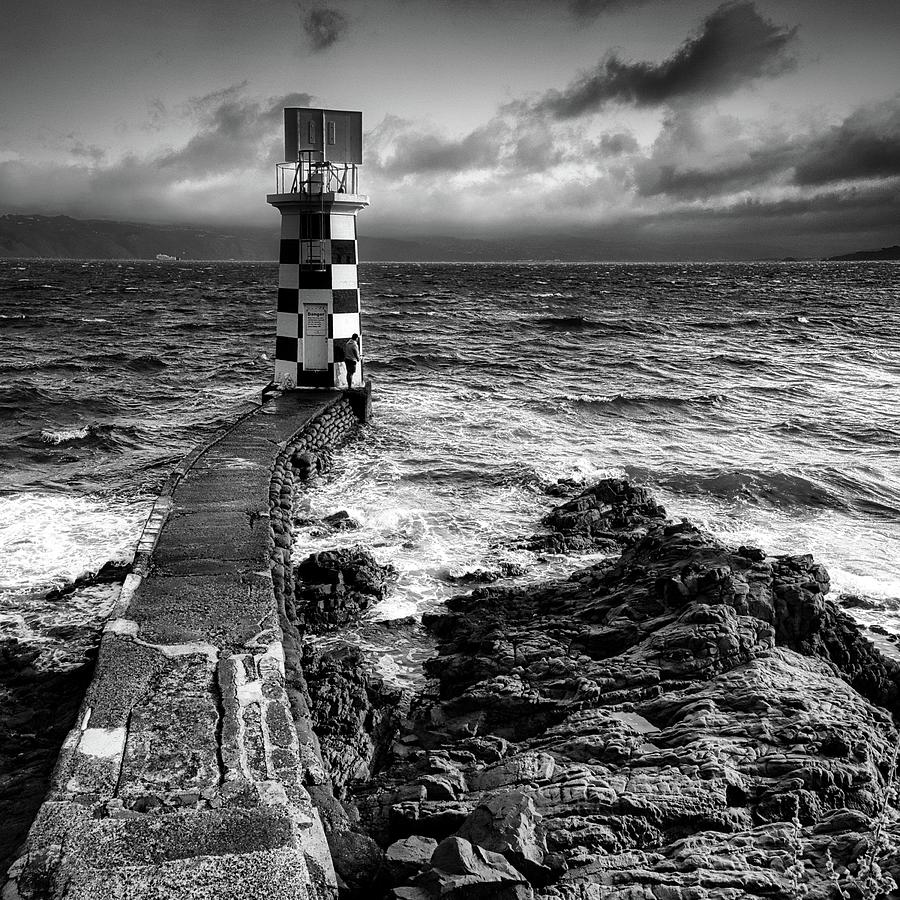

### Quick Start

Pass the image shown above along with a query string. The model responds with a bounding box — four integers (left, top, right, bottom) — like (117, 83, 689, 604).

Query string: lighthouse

(267, 108, 368, 389)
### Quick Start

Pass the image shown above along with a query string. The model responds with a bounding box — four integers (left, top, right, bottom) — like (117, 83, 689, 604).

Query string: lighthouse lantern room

(267, 107, 368, 389)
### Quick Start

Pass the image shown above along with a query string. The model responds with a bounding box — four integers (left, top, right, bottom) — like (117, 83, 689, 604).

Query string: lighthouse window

(308, 121, 316, 143)
(327, 121, 336, 145)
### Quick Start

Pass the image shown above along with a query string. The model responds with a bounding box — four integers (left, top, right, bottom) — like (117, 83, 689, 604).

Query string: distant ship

(155, 253, 178, 261)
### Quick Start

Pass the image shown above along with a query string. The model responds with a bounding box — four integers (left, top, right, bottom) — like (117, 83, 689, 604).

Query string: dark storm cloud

(369, 114, 579, 178)
(631, 96, 900, 200)
(303, 6, 350, 51)
(683, 182, 900, 255)
(0, 86, 315, 225)
(509, 128, 566, 171)
(157, 87, 313, 174)
(573, 181, 900, 259)
(372, 124, 499, 176)
(633, 109, 795, 198)
(637, 152, 789, 198)
(437, 0, 657, 20)
(795, 95, 900, 186)
(67, 139, 106, 163)
(533, 2, 797, 118)
(567, 0, 654, 19)
(597, 132, 639, 156)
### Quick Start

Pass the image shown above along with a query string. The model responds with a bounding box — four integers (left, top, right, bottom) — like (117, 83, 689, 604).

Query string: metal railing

(274, 154, 359, 195)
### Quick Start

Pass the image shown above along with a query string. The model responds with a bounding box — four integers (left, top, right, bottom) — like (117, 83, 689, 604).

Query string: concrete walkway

(7, 391, 344, 900)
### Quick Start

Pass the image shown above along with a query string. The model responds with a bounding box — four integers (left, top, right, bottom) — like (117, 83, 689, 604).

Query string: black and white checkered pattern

(271, 206, 363, 388)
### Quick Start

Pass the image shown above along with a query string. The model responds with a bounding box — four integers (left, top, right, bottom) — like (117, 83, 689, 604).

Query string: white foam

(0, 492, 144, 595)
(668, 494, 900, 605)
(41, 426, 91, 444)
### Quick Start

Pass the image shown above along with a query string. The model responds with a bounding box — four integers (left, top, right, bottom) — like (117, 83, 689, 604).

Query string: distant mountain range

(0, 215, 276, 261)
(826, 245, 900, 261)
(1, 214, 897, 263)
(0, 214, 538, 262)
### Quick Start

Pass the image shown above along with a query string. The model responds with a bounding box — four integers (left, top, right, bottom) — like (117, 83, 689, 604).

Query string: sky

(1, 0, 898, 258)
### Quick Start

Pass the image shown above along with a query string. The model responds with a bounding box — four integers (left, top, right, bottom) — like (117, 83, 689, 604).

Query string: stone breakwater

(4, 390, 364, 900)
(294, 480, 900, 899)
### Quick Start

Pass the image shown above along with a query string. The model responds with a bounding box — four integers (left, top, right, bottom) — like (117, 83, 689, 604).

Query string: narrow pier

(6, 391, 356, 900)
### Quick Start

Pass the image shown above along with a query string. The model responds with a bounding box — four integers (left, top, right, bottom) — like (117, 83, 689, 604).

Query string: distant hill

(0, 215, 277, 261)
(827, 245, 900, 261)
(0, 213, 639, 262)
(0, 214, 517, 262)
(15, 212, 888, 263)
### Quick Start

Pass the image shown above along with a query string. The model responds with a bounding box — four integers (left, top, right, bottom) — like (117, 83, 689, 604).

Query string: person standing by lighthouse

(343, 332, 360, 388)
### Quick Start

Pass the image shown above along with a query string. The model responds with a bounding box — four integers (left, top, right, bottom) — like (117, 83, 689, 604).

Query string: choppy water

(1, 259, 899, 677)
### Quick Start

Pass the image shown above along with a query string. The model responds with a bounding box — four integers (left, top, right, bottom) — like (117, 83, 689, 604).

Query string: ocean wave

(531, 315, 597, 330)
(774, 418, 900, 449)
(125, 354, 168, 372)
(563, 392, 728, 410)
(709, 353, 764, 369)
(528, 314, 647, 333)
(365, 352, 466, 371)
(38, 423, 141, 452)
(41, 426, 91, 445)
(400, 461, 564, 492)
(688, 314, 818, 331)
(650, 467, 844, 511)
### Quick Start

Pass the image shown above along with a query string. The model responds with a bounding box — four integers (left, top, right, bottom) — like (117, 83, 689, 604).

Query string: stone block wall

(269, 398, 360, 786)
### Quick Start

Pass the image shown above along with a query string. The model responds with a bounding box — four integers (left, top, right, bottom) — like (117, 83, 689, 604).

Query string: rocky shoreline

(290, 479, 900, 899)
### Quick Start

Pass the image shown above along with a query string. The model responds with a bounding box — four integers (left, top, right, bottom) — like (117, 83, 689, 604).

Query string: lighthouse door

(303, 304, 328, 370)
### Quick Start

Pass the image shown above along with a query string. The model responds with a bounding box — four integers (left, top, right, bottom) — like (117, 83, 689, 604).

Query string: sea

(1, 259, 899, 687)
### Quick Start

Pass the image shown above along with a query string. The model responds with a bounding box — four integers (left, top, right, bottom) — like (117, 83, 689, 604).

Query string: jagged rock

(525, 478, 666, 554)
(385, 835, 438, 883)
(349, 479, 900, 898)
(456, 791, 551, 885)
(323, 510, 361, 531)
(326, 828, 389, 897)
(448, 563, 529, 585)
(414, 836, 533, 899)
(304, 642, 407, 795)
(293, 546, 396, 630)
(542, 478, 583, 498)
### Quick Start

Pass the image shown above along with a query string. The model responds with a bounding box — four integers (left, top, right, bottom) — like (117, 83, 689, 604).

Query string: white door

(303, 304, 328, 370)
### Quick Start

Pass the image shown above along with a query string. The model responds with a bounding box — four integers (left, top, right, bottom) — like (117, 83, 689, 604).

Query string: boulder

(525, 477, 666, 554)
(322, 510, 361, 531)
(385, 835, 438, 883)
(414, 836, 532, 899)
(456, 791, 551, 884)
(326, 828, 388, 898)
(293, 546, 396, 630)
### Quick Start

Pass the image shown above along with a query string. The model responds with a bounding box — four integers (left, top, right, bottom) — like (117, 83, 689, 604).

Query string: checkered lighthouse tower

(268, 108, 368, 388)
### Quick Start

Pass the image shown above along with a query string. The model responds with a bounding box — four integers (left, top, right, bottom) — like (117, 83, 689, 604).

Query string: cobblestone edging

(269, 399, 360, 786)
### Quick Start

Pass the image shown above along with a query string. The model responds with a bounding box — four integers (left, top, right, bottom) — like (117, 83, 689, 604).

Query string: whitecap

(41, 425, 91, 444)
